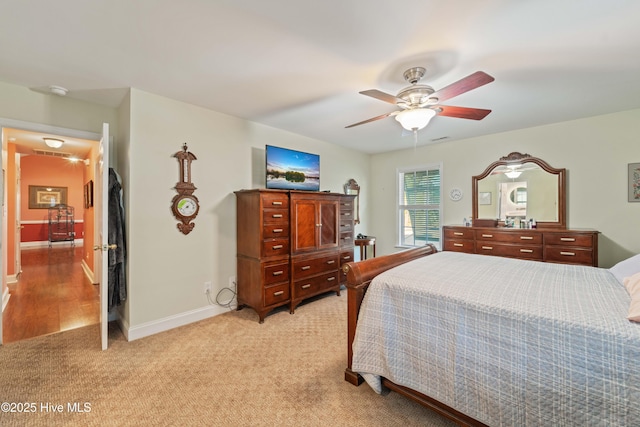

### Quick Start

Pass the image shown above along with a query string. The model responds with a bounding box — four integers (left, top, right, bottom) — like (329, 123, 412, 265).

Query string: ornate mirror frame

(472, 152, 566, 229)
(343, 178, 360, 225)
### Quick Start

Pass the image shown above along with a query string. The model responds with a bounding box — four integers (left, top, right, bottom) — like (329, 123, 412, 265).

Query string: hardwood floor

(2, 246, 99, 343)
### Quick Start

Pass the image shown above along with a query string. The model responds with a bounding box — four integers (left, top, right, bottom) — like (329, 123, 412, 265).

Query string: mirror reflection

(478, 165, 558, 222)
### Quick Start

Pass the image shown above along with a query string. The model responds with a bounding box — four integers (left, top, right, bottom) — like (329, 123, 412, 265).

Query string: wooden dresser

(235, 189, 355, 323)
(443, 225, 599, 266)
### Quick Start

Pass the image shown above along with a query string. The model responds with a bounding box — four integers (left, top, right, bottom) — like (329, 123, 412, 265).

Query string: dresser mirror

(343, 178, 360, 224)
(472, 152, 566, 229)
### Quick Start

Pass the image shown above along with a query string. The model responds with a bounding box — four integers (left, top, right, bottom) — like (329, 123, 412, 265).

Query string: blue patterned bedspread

(352, 251, 640, 426)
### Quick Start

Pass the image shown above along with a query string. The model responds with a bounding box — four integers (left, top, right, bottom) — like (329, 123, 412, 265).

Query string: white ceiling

(2, 0, 640, 154)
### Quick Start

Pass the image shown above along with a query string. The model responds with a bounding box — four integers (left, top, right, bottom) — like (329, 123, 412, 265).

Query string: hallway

(2, 246, 99, 343)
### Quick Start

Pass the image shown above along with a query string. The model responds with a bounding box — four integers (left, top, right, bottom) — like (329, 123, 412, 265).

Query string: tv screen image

(265, 145, 320, 191)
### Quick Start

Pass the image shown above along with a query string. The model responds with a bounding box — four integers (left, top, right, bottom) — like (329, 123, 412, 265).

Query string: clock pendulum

(171, 143, 200, 235)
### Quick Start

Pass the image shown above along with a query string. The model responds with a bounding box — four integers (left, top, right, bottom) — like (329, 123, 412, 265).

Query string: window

(398, 164, 442, 248)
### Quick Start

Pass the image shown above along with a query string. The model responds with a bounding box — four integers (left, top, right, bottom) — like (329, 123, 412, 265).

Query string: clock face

(177, 197, 198, 217)
(449, 188, 463, 201)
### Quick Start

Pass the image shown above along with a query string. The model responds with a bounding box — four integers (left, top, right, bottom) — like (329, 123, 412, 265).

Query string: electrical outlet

(204, 281, 212, 294)
(229, 276, 236, 288)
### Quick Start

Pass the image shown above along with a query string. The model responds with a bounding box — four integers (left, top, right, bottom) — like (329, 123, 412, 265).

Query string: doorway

(1, 123, 101, 344)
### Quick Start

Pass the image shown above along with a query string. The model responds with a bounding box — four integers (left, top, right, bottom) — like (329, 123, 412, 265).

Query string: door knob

(93, 244, 118, 251)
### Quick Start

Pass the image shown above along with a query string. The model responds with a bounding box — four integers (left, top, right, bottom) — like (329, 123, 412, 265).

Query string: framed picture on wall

(479, 192, 492, 205)
(29, 185, 68, 209)
(84, 180, 94, 208)
(629, 163, 640, 202)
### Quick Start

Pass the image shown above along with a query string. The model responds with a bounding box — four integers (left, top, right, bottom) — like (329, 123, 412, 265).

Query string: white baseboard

(123, 305, 227, 342)
(2, 288, 10, 312)
(81, 259, 96, 284)
(21, 239, 84, 249)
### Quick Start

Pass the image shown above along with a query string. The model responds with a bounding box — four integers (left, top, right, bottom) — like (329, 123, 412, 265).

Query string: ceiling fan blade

(435, 105, 492, 120)
(360, 89, 403, 105)
(429, 71, 494, 103)
(345, 111, 397, 128)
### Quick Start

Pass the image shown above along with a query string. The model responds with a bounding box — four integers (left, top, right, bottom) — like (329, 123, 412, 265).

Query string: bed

(342, 245, 640, 426)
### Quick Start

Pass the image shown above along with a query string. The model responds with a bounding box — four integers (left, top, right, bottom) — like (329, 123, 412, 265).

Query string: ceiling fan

(346, 67, 495, 132)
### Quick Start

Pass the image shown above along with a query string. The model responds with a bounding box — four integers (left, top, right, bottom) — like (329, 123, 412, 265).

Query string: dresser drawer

(340, 251, 353, 265)
(544, 233, 594, 248)
(340, 199, 354, 212)
(263, 208, 289, 224)
(263, 224, 289, 238)
(262, 193, 289, 209)
(339, 232, 353, 247)
(292, 253, 340, 279)
(475, 242, 543, 260)
(293, 271, 340, 299)
(475, 230, 542, 244)
(263, 283, 290, 307)
(545, 247, 593, 265)
(443, 239, 475, 253)
(261, 238, 290, 258)
(339, 221, 353, 234)
(444, 227, 474, 240)
(263, 261, 290, 286)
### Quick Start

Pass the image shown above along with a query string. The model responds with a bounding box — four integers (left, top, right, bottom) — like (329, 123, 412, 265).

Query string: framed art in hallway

(29, 185, 67, 209)
(84, 180, 94, 208)
(629, 163, 640, 202)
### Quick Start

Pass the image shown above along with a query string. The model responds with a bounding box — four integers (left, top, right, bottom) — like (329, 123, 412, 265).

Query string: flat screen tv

(265, 145, 320, 191)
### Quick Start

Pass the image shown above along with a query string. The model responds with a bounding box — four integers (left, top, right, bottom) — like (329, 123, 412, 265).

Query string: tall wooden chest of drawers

(443, 225, 599, 266)
(235, 189, 355, 323)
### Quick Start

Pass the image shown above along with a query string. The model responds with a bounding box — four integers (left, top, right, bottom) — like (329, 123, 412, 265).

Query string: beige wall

(123, 89, 371, 330)
(370, 108, 640, 268)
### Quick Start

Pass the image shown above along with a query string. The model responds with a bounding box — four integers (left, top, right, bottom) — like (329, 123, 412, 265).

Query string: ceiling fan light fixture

(44, 137, 64, 149)
(395, 108, 436, 131)
(504, 166, 522, 179)
(49, 85, 68, 96)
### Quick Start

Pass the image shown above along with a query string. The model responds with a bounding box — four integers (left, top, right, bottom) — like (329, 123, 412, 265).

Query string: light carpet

(0, 292, 455, 426)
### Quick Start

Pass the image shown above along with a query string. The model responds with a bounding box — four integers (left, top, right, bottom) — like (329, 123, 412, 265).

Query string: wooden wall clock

(171, 143, 199, 235)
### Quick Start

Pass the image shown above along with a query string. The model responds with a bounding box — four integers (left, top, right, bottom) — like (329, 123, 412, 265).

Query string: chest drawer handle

(343, 237, 351, 241)
(453, 232, 464, 236)
(273, 290, 284, 296)
(560, 251, 576, 256)
(272, 228, 283, 233)
(272, 271, 284, 276)
(520, 249, 534, 253)
(272, 214, 283, 218)
(326, 260, 335, 265)
(343, 212, 351, 216)
(301, 284, 311, 289)
(481, 246, 493, 250)
(327, 277, 336, 281)
(453, 243, 464, 247)
(271, 201, 283, 206)
(342, 203, 351, 207)
(520, 236, 533, 240)
(560, 237, 576, 242)
(481, 234, 493, 238)
(272, 245, 283, 250)
(342, 255, 352, 261)
(301, 266, 311, 271)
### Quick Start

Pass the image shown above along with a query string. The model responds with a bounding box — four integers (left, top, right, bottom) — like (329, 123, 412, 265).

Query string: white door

(14, 154, 21, 279)
(93, 123, 110, 350)
(0, 151, 4, 346)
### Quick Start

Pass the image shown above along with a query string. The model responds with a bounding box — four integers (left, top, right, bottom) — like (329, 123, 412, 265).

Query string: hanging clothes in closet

(108, 168, 127, 311)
